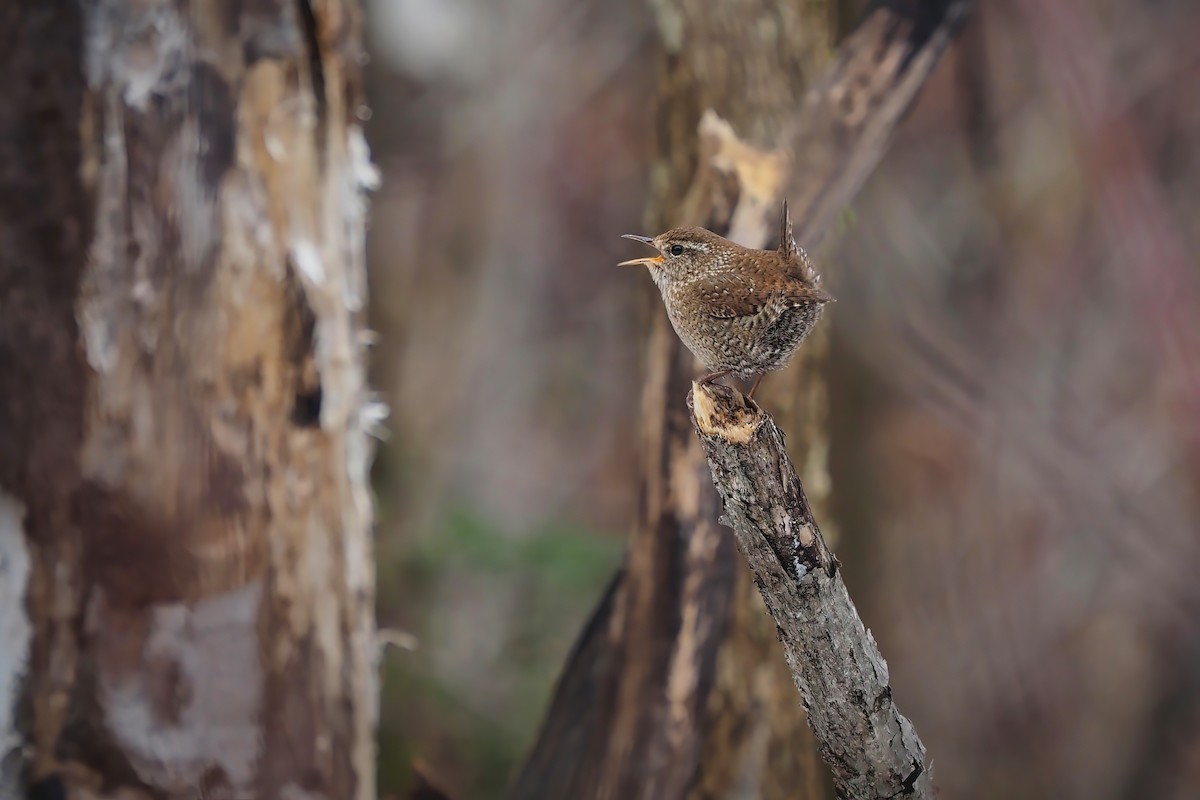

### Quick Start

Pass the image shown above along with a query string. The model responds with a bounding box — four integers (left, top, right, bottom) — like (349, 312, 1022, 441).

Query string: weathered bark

(690, 383, 930, 799)
(514, 1, 972, 798)
(0, 2, 378, 799)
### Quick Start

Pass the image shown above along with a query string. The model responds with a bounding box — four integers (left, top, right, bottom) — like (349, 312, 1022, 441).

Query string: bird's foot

(747, 374, 765, 399)
(698, 370, 733, 388)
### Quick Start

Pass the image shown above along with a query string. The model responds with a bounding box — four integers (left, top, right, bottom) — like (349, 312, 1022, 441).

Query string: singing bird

(619, 203, 833, 398)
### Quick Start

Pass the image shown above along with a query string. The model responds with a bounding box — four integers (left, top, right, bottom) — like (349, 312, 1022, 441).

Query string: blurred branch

(683, 0, 977, 249)
(784, 0, 975, 247)
(689, 382, 931, 800)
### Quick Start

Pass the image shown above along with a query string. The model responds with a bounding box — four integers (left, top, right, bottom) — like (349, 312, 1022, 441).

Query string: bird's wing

(693, 272, 831, 320)
(690, 274, 769, 319)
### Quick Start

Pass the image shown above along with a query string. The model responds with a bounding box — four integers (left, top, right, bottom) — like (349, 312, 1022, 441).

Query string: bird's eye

(670, 244, 684, 256)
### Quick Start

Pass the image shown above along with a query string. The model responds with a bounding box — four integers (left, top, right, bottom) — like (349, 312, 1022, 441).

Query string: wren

(619, 203, 833, 398)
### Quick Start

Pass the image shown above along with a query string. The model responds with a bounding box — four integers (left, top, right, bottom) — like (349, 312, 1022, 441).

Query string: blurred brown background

(362, 0, 1200, 797)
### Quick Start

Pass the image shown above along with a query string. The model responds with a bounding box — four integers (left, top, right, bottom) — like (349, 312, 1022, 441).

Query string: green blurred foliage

(376, 506, 623, 798)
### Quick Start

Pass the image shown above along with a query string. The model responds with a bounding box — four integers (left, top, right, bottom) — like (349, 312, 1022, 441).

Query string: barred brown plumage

(619, 202, 833, 397)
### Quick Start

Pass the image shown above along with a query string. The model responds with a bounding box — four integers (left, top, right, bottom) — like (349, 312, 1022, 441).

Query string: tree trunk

(513, 1, 972, 798)
(0, 3, 378, 799)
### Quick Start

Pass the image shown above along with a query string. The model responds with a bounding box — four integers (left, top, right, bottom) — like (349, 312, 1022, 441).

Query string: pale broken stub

(691, 382, 763, 444)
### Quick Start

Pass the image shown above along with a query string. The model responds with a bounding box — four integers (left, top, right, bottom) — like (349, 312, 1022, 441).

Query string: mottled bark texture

(514, 1, 971, 798)
(0, 2, 378, 799)
(690, 383, 930, 799)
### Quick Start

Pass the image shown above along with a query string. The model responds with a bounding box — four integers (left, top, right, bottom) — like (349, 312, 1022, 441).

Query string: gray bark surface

(689, 383, 930, 800)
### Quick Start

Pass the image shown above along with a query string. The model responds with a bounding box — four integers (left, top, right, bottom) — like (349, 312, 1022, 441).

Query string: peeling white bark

(87, 583, 264, 794)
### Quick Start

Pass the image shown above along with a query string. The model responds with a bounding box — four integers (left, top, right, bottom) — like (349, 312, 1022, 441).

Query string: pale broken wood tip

(699, 109, 791, 205)
(690, 382, 764, 444)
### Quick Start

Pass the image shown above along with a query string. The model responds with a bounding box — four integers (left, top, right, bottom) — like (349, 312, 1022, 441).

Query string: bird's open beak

(618, 234, 663, 267)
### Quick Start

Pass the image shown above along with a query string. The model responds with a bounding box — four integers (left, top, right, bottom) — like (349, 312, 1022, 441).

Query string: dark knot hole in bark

(292, 384, 322, 427)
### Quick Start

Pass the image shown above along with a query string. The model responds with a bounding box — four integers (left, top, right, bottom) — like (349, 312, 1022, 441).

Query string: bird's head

(618, 227, 729, 279)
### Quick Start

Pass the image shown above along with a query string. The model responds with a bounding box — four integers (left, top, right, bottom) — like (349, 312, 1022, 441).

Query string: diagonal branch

(683, 0, 976, 250)
(784, 0, 975, 248)
(689, 382, 931, 800)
